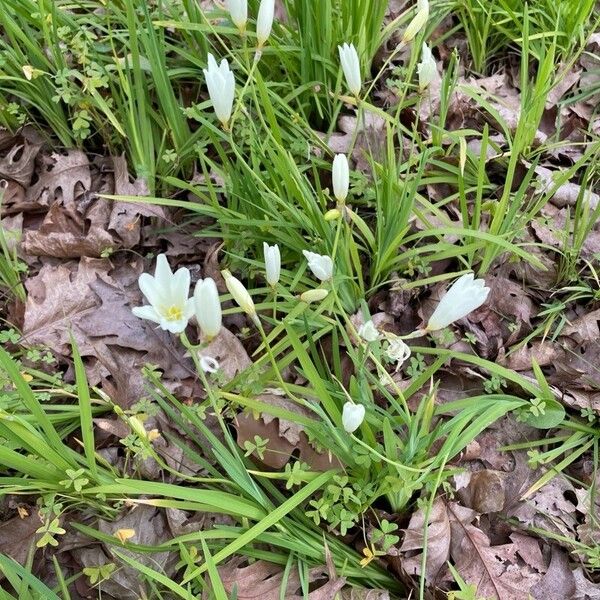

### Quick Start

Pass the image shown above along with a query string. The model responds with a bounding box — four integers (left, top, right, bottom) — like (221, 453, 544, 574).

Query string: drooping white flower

(132, 254, 194, 334)
(222, 269, 258, 323)
(300, 288, 329, 303)
(342, 401, 365, 433)
(263, 242, 281, 287)
(426, 273, 490, 331)
(203, 54, 235, 128)
(200, 356, 220, 373)
(402, 0, 429, 43)
(303, 250, 333, 281)
(256, 0, 275, 48)
(417, 43, 437, 90)
(332, 154, 349, 203)
(386, 338, 411, 370)
(338, 43, 361, 97)
(226, 0, 247, 33)
(358, 320, 379, 342)
(193, 277, 222, 340)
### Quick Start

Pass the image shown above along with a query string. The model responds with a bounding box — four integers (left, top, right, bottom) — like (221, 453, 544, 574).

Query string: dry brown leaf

(447, 501, 542, 599)
(461, 470, 506, 514)
(22, 201, 115, 258)
(0, 137, 41, 186)
(199, 328, 252, 382)
(21, 257, 108, 355)
(531, 547, 576, 600)
(399, 498, 451, 581)
(108, 155, 165, 247)
(213, 558, 345, 600)
(26, 150, 91, 207)
(0, 510, 42, 569)
(235, 395, 340, 471)
(573, 567, 600, 599)
(535, 166, 600, 210)
(75, 505, 176, 600)
(341, 589, 390, 600)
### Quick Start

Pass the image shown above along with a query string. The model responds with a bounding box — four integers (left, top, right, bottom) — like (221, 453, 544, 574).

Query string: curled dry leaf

(211, 558, 345, 600)
(199, 328, 252, 382)
(23, 201, 115, 258)
(0, 134, 42, 186)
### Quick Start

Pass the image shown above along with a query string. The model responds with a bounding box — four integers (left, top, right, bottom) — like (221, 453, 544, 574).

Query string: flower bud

(263, 242, 281, 286)
(417, 42, 437, 90)
(300, 288, 329, 304)
(332, 154, 349, 203)
(303, 250, 333, 281)
(342, 401, 365, 433)
(324, 208, 342, 221)
(402, 0, 429, 44)
(338, 43, 361, 97)
(426, 273, 490, 331)
(226, 0, 247, 33)
(221, 269, 258, 323)
(256, 0, 275, 48)
(194, 277, 222, 340)
(203, 54, 235, 128)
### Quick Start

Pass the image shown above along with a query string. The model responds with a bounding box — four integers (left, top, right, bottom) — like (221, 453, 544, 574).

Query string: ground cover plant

(0, 0, 600, 598)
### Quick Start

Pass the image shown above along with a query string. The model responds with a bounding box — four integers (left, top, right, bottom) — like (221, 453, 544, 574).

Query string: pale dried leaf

(26, 150, 91, 207)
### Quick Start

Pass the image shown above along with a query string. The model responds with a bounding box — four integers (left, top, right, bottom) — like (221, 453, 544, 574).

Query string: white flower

(358, 320, 379, 342)
(226, 0, 247, 32)
(132, 254, 194, 334)
(263, 242, 281, 287)
(203, 54, 235, 127)
(300, 288, 329, 303)
(193, 277, 222, 340)
(200, 356, 220, 373)
(332, 154, 349, 203)
(303, 250, 333, 281)
(402, 0, 429, 43)
(417, 43, 437, 90)
(338, 43, 361, 97)
(342, 401, 365, 433)
(426, 273, 490, 331)
(222, 269, 258, 323)
(256, 0, 275, 48)
(386, 338, 411, 370)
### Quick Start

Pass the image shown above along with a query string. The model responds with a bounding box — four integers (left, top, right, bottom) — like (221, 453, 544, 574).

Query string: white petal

(138, 273, 164, 308)
(171, 266, 191, 306)
(132, 305, 162, 324)
(154, 254, 174, 291)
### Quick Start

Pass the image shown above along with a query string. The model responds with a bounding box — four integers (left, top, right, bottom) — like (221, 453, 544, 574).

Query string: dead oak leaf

(22, 201, 115, 258)
(200, 328, 252, 382)
(108, 155, 165, 248)
(447, 501, 542, 600)
(399, 498, 451, 581)
(21, 257, 109, 355)
(26, 150, 91, 208)
(0, 138, 42, 187)
(235, 394, 340, 471)
(213, 558, 345, 600)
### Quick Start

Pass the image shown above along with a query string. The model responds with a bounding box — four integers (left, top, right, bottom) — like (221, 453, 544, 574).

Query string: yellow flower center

(163, 305, 183, 321)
